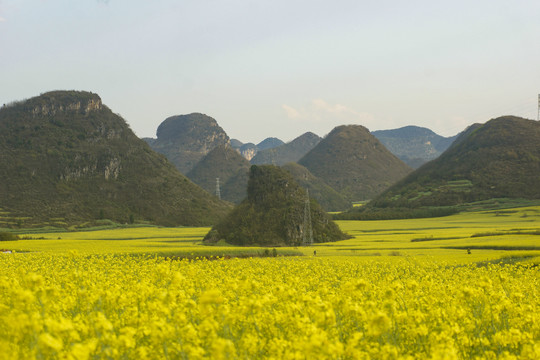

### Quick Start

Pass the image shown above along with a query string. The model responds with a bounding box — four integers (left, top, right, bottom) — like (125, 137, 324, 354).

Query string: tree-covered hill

(368, 116, 540, 209)
(186, 144, 251, 204)
(299, 125, 412, 202)
(281, 163, 351, 212)
(204, 165, 349, 246)
(0, 91, 231, 227)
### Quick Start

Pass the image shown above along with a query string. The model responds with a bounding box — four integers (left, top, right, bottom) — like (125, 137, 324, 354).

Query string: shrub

(0, 232, 19, 241)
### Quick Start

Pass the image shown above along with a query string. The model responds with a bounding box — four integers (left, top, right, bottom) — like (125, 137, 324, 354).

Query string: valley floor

(4, 206, 540, 265)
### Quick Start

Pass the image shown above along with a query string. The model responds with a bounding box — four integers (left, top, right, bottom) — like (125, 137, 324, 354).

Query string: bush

(0, 232, 19, 241)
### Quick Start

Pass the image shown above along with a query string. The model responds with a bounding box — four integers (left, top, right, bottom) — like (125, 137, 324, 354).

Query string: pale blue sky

(1, 0, 539, 142)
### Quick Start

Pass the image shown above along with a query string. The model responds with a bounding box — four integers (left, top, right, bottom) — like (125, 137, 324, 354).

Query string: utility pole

(537, 94, 539, 121)
(215, 177, 221, 200)
(303, 190, 313, 246)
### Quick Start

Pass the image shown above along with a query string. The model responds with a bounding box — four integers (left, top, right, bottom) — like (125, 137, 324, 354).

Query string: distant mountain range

(0, 92, 230, 227)
(230, 137, 284, 160)
(372, 126, 458, 168)
(251, 132, 321, 166)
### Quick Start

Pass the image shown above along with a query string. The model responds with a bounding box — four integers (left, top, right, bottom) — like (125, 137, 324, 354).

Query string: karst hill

(299, 125, 412, 202)
(369, 116, 540, 209)
(204, 165, 349, 246)
(144, 113, 230, 173)
(186, 144, 251, 204)
(0, 91, 230, 227)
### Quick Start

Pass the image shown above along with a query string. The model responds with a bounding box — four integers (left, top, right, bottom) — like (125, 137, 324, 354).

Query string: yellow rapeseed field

(1, 206, 539, 358)
(0, 253, 538, 359)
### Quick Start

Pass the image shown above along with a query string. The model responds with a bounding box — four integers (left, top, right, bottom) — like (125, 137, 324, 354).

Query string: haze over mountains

(251, 132, 322, 166)
(372, 126, 458, 168)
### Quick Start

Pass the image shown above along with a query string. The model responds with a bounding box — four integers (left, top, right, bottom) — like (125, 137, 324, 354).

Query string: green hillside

(281, 163, 351, 212)
(186, 144, 250, 203)
(299, 125, 412, 202)
(204, 165, 348, 246)
(0, 91, 231, 228)
(369, 116, 540, 209)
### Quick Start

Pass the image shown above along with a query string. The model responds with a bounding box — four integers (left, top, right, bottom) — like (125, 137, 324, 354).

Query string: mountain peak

(6, 90, 103, 117)
(148, 113, 230, 173)
(299, 125, 411, 201)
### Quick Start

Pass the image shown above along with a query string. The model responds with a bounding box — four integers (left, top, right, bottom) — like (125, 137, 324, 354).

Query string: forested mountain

(0, 91, 230, 227)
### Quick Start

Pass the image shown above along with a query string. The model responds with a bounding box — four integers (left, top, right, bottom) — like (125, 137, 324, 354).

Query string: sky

(1, 0, 539, 143)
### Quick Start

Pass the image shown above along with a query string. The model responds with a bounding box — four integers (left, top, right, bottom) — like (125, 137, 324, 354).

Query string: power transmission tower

(215, 177, 221, 200)
(303, 190, 313, 246)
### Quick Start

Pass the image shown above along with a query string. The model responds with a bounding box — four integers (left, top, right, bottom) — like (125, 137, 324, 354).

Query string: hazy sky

(1, 0, 539, 143)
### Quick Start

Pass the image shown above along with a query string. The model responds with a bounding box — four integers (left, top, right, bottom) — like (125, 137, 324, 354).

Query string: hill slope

(281, 163, 351, 212)
(0, 91, 230, 227)
(372, 126, 457, 168)
(298, 125, 412, 201)
(145, 113, 229, 173)
(186, 144, 250, 203)
(204, 165, 348, 246)
(370, 116, 540, 208)
(251, 132, 321, 165)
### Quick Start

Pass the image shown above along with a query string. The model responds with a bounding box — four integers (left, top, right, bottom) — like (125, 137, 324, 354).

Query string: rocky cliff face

(239, 143, 258, 161)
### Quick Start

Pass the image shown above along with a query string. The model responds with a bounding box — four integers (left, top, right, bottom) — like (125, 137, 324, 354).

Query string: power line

(303, 190, 313, 246)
